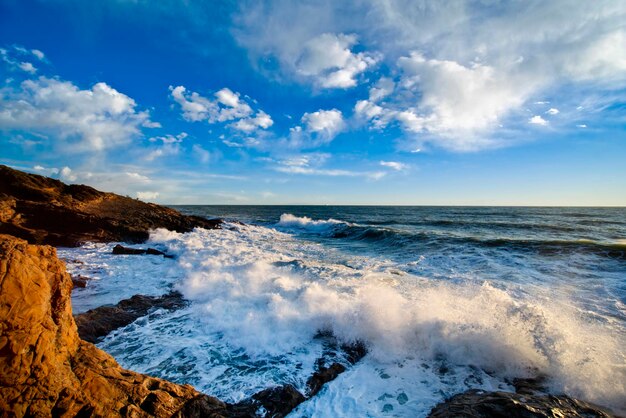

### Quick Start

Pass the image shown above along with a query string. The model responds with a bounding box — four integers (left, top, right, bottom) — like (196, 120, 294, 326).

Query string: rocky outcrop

(75, 291, 188, 343)
(427, 389, 618, 418)
(112, 244, 173, 257)
(0, 165, 221, 247)
(0, 234, 228, 417)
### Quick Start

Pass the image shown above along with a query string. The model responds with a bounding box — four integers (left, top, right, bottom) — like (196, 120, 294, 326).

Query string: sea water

(59, 206, 626, 416)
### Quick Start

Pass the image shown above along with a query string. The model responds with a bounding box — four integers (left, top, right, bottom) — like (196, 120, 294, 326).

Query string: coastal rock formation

(0, 165, 221, 247)
(427, 389, 617, 418)
(0, 234, 228, 417)
(112, 244, 173, 257)
(75, 291, 188, 343)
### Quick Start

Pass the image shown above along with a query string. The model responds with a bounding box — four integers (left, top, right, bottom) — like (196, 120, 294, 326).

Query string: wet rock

(427, 389, 617, 418)
(72, 274, 90, 288)
(307, 362, 346, 397)
(0, 164, 222, 247)
(341, 340, 368, 364)
(512, 376, 548, 395)
(74, 291, 188, 343)
(112, 244, 173, 257)
(230, 385, 306, 418)
(0, 234, 228, 417)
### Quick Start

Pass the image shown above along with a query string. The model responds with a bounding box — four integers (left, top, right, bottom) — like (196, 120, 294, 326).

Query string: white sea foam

(68, 223, 626, 415)
(277, 213, 348, 233)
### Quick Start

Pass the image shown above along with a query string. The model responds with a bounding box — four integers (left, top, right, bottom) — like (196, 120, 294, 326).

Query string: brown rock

(0, 234, 228, 417)
(0, 165, 222, 247)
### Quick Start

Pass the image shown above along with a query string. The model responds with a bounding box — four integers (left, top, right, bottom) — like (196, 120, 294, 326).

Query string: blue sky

(1, 0, 625, 205)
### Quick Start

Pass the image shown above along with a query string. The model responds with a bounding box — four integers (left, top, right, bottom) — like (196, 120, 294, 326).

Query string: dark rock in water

(112, 244, 173, 258)
(230, 385, 306, 418)
(0, 164, 222, 247)
(74, 291, 188, 343)
(512, 376, 548, 395)
(72, 275, 90, 288)
(307, 362, 346, 397)
(427, 389, 617, 418)
(341, 340, 368, 364)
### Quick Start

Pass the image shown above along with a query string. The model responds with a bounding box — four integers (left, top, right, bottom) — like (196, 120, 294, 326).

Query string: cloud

(31, 49, 45, 60)
(18, 62, 36, 73)
(149, 132, 187, 144)
(380, 161, 408, 171)
(170, 85, 272, 133)
(369, 77, 395, 101)
(192, 144, 212, 163)
(137, 191, 159, 200)
(529, 115, 548, 126)
(59, 166, 77, 182)
(145, 143, 180, 161)
(546, 108, 560, 115)
(270, 153, 385, 179)
(301, 109, 345, 139)
(295, 33, 379, 88)
(283, 109, 345, 149)
(0, 76, 156, 152)
(230, 110, 274, 132)
(32, 164, 59, 175)
(577, 124, 588, 128)
(124, 172, 150, 182)
(234, 0, 626, 150)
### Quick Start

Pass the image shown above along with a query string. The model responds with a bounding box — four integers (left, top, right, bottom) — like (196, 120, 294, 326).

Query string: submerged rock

(71, 274, 90, 288)
(75, 291, 188, 343)
(0, 234, 228, 417)
(0, 165, 222, 247)
(427, 389, 618, 418)
(112, 243, 173, 257)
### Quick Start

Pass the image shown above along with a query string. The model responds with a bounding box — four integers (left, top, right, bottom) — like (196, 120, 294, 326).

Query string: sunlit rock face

(0, 234, 227, 417)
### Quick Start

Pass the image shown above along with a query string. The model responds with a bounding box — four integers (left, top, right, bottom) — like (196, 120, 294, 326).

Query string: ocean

(59, 206, 626, 416)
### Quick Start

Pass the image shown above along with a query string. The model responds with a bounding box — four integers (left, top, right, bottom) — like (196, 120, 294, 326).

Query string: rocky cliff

(0, 234, 228, 417)
(0, 165, 221, 247)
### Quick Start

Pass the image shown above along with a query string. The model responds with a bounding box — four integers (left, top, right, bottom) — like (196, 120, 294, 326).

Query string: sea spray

(66, 208, 626, 416)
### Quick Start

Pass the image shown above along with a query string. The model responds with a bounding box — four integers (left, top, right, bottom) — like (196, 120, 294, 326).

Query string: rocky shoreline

(0, 166, 620, 417)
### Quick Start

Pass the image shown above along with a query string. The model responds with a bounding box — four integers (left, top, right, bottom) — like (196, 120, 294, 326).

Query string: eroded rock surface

(427, 389, 618, 418)
(75, 291, 188, 343)
(0, 165, 221, 247)
(0, 234, 227, 417)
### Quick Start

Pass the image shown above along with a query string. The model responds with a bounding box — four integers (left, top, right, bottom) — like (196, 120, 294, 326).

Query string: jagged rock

(75, 291, 188, 343)
(307, 362, 346, 397)
(71, 274, 90, 288)
(0, 165, 222, 247)
(112, 244, 173, 257)
(230, 385, 306, 418)
(341, 340, 368, 364)
(0, 234, 228, 417)
(427, 389, 618, 418)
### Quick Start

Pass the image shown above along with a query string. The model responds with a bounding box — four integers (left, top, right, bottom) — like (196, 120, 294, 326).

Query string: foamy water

(63, 207, 626, 416)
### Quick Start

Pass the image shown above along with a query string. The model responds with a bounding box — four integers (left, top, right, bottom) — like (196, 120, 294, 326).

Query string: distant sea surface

(61, 206, 626, 416)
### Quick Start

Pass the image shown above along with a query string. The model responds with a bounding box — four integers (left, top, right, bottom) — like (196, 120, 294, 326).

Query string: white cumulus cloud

(0, 77, 156, 152)
(170, 85, 272, 133)
(295, 33, 379, 88)
(529, 115, 548, 126)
